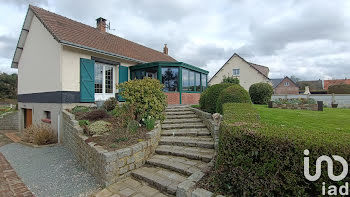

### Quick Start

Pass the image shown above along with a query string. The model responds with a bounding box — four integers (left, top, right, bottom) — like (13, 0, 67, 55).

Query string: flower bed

(62, 109, 161, 186)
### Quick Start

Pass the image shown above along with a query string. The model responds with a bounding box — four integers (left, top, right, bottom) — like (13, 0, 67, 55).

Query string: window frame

(94, 62, 116, 101)
(161, 67, 179, 92)
(284, 81, 290, 86)
(233, 69, 240, 76)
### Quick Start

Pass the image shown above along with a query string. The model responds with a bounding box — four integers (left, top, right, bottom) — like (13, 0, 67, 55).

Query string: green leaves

(249, 82, 273, 104)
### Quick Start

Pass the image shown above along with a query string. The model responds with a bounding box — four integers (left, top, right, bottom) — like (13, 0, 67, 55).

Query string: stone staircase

(131, 105, 215, 196)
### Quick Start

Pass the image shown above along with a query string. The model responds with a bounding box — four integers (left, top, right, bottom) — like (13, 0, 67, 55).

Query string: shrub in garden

(87, 120, 112, 135)
(212, 103, 350, 196)
(82, 109, 110, 121)
(222, 76, 239, 84)
(127, 120, 139, 134)
(143, 116, 156, 131)
(328, 84, 350, 94)
(216, 84, 251, 114)
(112, 104, 136, 127)
(72, 106, 90, 113)
(117, 78, 167, 120)
(23, 124, 56, 145)
(249, 82, 273, 104)
(103, 97, 117, 111)
(200, 83, 233, 113)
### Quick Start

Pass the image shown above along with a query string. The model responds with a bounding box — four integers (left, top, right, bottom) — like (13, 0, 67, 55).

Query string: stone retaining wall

(271, 103, 318, 111)
(0, 111, 18, 130)
(62, 110, 161, 186)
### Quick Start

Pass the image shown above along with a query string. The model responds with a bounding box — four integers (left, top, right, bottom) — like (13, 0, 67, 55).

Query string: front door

(25, 109, 32, 128)
(118, 65, 129, 101)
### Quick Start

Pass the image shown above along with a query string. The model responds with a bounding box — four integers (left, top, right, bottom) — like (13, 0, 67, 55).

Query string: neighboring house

(209, 53, 271, 90)
(270, 77, 299, 94)
(12, 5, 208, 139)
(324, 78, 350, 90)
(296, 80, 326, 94)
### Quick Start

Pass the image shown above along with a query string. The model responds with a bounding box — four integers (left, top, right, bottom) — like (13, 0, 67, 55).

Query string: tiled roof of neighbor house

(249, 63, 269, 78)
(270, 78, 284, 88)
(324, 79, 350, 90)
(296, 80, 324, 92)
(29, 5, 177, 63)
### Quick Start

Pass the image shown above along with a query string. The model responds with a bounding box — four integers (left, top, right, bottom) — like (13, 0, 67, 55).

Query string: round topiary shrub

(249, 82, 273, 104)
(200, 83, 233, 113)
(216, 84, 251, 114)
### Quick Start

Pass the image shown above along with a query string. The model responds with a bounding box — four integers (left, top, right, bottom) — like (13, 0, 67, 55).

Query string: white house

(209, 53, 271, 90)
(12, 5, 177, 141)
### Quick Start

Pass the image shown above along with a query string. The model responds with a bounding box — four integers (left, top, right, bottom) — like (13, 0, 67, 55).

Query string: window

(233, 69, 240, 76)
(201, 74, 207, 91)
(94, 62, 115, 96)
(195, 73, 201, 91)
(131, 67, 157, 80)
(189, 71, 195, 91)
(44, 111, 51, 120)
(284, 82, 290, 86)
(182, 69, 189, 91)
(162, 67, 178, 91)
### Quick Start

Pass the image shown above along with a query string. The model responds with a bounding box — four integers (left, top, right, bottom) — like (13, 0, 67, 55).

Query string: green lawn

(254, 105, 350, 133)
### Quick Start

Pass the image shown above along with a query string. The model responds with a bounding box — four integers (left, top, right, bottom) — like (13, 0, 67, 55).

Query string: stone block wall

(0, 111, 19, 130)
(271, 103, 318, 111)
(62, 110, 161, 186)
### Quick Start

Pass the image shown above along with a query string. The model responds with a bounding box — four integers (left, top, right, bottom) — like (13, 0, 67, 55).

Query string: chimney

(163, 44, 168, 55)
(96, 17, 107, 32)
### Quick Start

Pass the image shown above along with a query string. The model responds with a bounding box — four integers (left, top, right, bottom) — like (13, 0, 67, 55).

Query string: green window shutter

(80, 58, 95, 102)
(118, 65, 129, 101)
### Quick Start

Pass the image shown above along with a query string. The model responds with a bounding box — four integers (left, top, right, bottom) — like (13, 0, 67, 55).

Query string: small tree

(117, 78, 167, 120)
(222, 76, 239, 84)
(249, 83, 273, 104)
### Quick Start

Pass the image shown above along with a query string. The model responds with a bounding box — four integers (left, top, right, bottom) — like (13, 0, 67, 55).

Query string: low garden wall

(272, 94, 350, 108)
(270, 102, 319, 111)
(0, 111, 18, 130)
(62, 110, 161, 186)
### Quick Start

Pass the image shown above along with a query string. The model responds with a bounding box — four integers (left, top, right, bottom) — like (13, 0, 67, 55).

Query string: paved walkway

(0, 152, 33, 197)
(96, 106, 215, 197)
(0, 143, 100, 197)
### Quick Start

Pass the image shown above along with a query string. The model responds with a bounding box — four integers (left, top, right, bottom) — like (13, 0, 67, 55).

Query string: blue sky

(0, 0, 349, 80)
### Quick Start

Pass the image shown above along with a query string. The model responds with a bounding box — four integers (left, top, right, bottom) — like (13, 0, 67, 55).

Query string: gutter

(60, 40, 148, 64)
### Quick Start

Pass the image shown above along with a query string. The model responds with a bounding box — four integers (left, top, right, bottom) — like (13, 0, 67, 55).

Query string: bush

(72, 106, 90, 113)
(222, 76, 239, 84)
(78, 120, 90, 126)
(211, 103, 350, 196)
(143, 116, 156, 131)
(103, 97, 117, 111)
(82, 109, 110, 121)
(117, 78, 167, 120)
(23, 124, 56, 145)
(200, 83, 233, 113)
(216, 84, 251, 114)
(328, 84, 350, 94)
(249, 82, 273, 104)
(87, 120, 112, 135)
(127, 120, 139, 134)
(112, 104, 136, 127)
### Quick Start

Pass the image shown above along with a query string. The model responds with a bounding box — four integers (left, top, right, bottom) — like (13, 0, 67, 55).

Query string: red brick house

(270, 77, 299, 94)
(324, 79, 350, 90)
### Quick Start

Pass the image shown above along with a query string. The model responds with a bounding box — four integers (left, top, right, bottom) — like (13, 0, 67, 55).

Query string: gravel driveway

(0, 143, 100, 197)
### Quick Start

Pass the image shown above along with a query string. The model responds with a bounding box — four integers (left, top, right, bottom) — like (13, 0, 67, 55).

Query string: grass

(0, 107, 12, 116)
(254, 104, 350, 133)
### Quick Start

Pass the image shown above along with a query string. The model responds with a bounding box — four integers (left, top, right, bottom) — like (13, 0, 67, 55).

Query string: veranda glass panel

(94, 63, 103, 93)
(189, 71, 195, 91)
(195, 72, 200, 91)
(182, 69, 189, 91)
(162, 67, 178, 91)
(201, 73, 207, 91)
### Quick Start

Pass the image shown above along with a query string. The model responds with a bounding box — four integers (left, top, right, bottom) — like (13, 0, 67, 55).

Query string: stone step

(165, 111, 195, 115)
(162, 123, 206, 130)
(165, 108, 192, 112)
(131, 166, 187, 195)
(162, 128, 211, 136)
(156, 145, 214, 162)
(166, 114, 198, 119)
(160, 136, 214, 149)
(146, 155, 207, 176)
(163, 118, 202, 124)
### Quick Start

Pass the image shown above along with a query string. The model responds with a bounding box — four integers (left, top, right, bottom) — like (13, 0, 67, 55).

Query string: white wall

(61, 46, 137, 92)
(272, 94, 350, 108)
(18, 15, 61, 94)
(209, 55, 271, 90)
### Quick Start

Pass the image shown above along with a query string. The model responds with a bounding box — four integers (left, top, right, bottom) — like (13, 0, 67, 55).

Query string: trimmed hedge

(328, 84, 350, 94)
(213, 103, 350, 196)
(199, 83, 233, 113)
(249, 82, 273, 104)
(215, 85, 251, 114)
